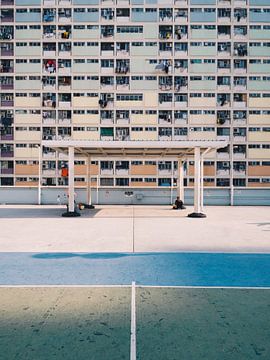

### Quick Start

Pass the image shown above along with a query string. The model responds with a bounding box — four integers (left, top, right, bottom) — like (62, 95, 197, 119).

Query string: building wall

(1, 0, 270, 200)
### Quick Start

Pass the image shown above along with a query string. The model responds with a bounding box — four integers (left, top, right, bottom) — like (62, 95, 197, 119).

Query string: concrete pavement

(0, 205, 269, 253)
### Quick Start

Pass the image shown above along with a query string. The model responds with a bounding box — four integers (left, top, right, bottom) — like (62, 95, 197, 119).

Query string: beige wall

(15, 97, 41, 107)
(72, 114, 99, 125)
(130, 114, 157, 125)
(248, 132, 270, 142)
(15, 131, 41, 141)
(72, 131, 99, 141)
(189, 98, 216, 107)
(15, 113, 41, 124)
(189, 114, 216, 125)
(249, 98, 269, 108)
(249, 114, 270, 125)
(248, 149, 270, 159)
(73, 97, 99, 107)
(15, 147, 39, 158)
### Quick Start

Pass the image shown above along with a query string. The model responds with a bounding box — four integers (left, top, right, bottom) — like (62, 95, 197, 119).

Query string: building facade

(0, 0, 270, 203)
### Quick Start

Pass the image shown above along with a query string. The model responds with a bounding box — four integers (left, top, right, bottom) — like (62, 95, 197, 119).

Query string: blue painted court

(1, 252, 270, 287)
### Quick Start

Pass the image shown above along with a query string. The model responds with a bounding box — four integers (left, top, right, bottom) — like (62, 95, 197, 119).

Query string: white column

(38, 145, 42, 205)
(178, 159, 184, 202)
(68, 146, 74, 212)
(200, 157, 204, 211)
(170, 172, 174, 205)
(86, 156, 92, 205)
(194, 147, 201, 214)
(96, 175, 99, 205)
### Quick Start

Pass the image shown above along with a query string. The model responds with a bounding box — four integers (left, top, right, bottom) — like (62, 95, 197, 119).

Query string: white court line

(1, 284, 270, 289)
(0, 285, 132, 288)
(137, 285, 270, 290)
(130, 281, 136, 360)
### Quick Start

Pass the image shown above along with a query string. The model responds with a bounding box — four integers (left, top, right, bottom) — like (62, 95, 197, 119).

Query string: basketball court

(0, 205, 270, 359)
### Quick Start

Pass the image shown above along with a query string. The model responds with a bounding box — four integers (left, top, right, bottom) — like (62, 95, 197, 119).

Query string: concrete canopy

(41, 140, 229, 217)
(42, 140, 228, 158)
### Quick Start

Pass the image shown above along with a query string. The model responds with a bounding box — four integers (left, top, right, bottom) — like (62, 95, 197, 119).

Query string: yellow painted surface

(189, 132, 216, 140)
(130, 131, 158, 140)
(72, 131, 99, 141)
(130, 165, 157, 175)
(249, 98, 269, 108)
(116, 100, 144, 108)
(249, 115, 270, 125)
(144, 92, 158, 107)
(15, 131, 41, 141)
(130, 114, 157, 125)
(248, 149, 270, 159)
(15, 164, 39, 175)
(248, 166, 270, 176)
(15, 97, 41, 107)
(189, 114, 216, 125)
(73, 97, 99, 107)
(72, 114, 99, 125)
(14, 147, 39, 158)
(248, 132, 270, 142)
(15, 114, 41, 125)
(189, 98, 216, 107)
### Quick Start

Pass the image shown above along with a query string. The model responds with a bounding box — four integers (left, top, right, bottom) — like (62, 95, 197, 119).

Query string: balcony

(44, 0, 55, 4)
(58, 9, 72, 23)
(58, 0, 71, 5)
(0, 78, 13, 90)
(100, 168, 114, 175)
(1, 0, 14, 4)
(0, 62, 13, 73)
(0, 167, 13, 174)
(43, 11, 56, 23)
(0, 9, 14, 22)
(174, 9, 188, 23)
(43, 96, 56, 108)
(0, 150, 13, 157)
(1, 132, 13, 141)
(0, 98, 13, 107)
(42, 77, 56, 90)
(0, 44, 14, 56)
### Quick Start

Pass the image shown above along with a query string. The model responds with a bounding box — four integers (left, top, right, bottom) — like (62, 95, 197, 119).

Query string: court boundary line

(1, 285, 270, 289)
(130, 281, 136, 360)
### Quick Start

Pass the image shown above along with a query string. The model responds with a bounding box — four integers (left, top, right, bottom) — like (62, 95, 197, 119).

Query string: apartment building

(0, 0, 270, 203)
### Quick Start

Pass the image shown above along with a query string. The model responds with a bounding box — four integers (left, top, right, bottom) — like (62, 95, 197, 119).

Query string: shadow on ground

(0, 208, 100, 219)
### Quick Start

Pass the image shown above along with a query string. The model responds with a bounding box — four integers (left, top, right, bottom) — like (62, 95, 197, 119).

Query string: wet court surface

(0, 287, 270, 360)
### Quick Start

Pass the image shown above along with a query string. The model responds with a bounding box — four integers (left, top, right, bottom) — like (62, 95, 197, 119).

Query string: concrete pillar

(188, 147, 206, 218)
(38, 145, 42, 205)
(194, 147, 200, 213)
(178, 159, 184, 202)
(86, 156, 92, 205)
(200, 157, 204, 211)
(68, 146, 74, 213)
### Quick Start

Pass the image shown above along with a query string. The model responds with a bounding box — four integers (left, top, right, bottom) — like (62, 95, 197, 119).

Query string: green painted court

(1, 286, 270, 360)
